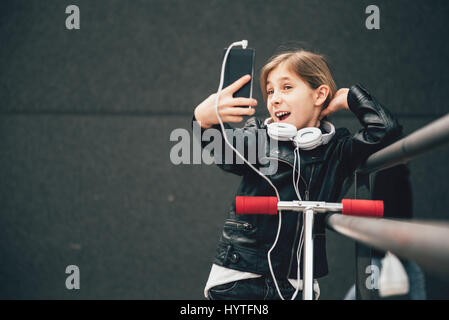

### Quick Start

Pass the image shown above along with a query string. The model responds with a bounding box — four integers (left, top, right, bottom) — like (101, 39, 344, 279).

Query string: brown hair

(260, 50, 337, 110)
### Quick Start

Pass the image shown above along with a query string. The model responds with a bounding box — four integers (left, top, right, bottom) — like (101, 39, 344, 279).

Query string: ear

(314, 85, 330, 107)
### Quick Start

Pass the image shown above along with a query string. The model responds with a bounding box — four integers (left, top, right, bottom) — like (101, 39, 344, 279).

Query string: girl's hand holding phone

(194, 75, 258, 129)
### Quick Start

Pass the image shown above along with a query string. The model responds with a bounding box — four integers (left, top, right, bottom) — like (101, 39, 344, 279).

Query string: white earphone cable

(214, 41, 280, 200)
(291, 225, 305, 300)
(214, 40, 322, 300)
(291, 145, 306, 300)
(292, 146, 302, 201)
(214, 40, 293, 300)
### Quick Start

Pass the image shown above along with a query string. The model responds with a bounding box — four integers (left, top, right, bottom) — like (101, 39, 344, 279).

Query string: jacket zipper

(287, 164, 315, 278)
(225, 220, 253, 231)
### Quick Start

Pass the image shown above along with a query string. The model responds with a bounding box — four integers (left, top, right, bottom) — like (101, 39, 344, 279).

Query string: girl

(193, 49, 401, 300)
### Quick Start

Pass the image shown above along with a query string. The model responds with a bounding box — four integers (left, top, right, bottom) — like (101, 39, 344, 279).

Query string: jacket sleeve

(337, 84, 403, 177)
(192, 115, 261, 176)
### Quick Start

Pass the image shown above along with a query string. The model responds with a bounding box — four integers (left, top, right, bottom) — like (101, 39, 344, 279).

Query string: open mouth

(275, 111, 291, 121)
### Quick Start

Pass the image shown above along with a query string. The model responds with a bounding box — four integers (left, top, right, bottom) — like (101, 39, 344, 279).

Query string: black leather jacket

(193, 84, 402, 279)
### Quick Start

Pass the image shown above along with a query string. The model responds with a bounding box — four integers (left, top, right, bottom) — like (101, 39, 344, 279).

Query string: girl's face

(266, 63, 322, 130)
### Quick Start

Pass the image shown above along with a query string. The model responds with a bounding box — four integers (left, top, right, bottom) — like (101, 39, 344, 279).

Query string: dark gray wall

(0, 0, 448, 299)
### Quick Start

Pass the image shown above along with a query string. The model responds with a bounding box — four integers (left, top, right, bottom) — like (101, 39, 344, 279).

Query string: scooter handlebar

(235, 196, 278, 215)
(235, 196, 383, 218)
(341, 199, 383, 218)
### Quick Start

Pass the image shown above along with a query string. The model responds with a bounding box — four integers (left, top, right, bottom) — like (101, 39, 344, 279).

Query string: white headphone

(264, 118, 336, 150)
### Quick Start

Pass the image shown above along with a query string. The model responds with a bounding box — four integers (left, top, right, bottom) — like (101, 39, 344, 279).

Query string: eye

(284, 85, 292, 90)
(267, 89, 274, 95)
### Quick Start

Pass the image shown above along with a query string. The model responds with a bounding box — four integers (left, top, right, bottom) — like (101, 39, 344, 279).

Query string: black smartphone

(223, 47, 255, 106)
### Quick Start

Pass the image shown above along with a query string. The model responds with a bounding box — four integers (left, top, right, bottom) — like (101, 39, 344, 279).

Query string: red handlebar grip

(235, 196, 278, 215)
(342, 199, 383, 218)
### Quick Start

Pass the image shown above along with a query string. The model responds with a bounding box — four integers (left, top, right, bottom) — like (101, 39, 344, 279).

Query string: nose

(271, 91, 281, 106)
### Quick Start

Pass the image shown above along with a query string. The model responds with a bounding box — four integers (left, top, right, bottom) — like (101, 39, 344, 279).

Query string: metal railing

(325, 113, 449, 299)
(358, 113, 449, 175)
(326, 215, 449, 277)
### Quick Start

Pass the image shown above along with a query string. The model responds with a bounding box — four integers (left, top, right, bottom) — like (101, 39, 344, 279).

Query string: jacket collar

(267, 140, 326, 167)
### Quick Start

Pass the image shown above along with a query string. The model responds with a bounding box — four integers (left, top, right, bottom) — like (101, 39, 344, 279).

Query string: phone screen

(223, 48, 255, 105)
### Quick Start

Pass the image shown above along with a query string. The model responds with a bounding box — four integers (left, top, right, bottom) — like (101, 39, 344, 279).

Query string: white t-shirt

(204, 264, 320, 299)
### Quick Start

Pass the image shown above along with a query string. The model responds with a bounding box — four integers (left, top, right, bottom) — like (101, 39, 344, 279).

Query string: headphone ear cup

(320, 121, 336, 145)
(266, 122, 298, 141)
(293, 127, 323, 150)
(267, 121, 336, 150)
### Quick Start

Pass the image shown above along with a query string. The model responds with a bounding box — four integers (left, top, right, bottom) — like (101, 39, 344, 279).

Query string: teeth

(275, 111, 290, 117)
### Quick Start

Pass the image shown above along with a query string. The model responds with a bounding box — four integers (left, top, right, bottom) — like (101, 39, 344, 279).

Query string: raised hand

(194, 75, 258, 128)
(319, 88, 350, 120)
